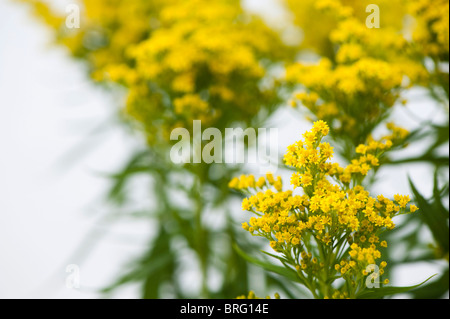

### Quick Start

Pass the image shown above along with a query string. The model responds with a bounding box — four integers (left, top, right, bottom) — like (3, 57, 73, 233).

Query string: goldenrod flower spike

(231, 121, 418, 299)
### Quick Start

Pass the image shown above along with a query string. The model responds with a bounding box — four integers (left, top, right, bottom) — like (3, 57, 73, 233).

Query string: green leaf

(101, 225, 176, 297)
(356, 274, 438, 299)
(432, 170, 450, 221)
(409, 176, 449, 254)
(411, 269, 449, 299)
(387, 122, 449, 167)
(106, 150, 152, 204)
(233, 243, 303, 284)
(260, 250, 291, 264)
(265, 274, 312, 299)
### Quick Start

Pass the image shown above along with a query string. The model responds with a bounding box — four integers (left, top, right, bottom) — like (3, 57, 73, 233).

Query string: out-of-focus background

(0, 0, 448, 298)
(0, 0, 150, 298)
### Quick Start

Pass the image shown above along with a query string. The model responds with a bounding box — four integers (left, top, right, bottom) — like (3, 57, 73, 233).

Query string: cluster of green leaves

(94, 148, 300, 298)
(382, 121, 449, 299)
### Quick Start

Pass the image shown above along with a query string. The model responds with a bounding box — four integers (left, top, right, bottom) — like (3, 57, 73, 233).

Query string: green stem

(193, 169, 209, 298)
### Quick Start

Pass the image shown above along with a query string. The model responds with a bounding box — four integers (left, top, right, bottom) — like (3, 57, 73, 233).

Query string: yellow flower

(394, 194, 411, 208)
(229, 177, 239, 189)
(356, 144, 367, 155)
(256, 177, 266, 188)
(231, 122, 416, 298)
(301, 173, 313, 187)
(313, 120, 330, 136)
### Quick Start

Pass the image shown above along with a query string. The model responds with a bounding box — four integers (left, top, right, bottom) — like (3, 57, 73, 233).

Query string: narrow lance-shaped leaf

(233, 243, 304, 285)
(356, 274, 438, 299)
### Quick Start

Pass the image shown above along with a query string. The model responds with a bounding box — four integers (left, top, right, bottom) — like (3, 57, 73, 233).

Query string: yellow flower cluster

(231, 121, 418, 298)
(19, 0, 171, 71)
(229, 173, 283, 193)
(21, 0, 291, 145)
(284, 0, 431, 148)
(284, 0, 408, 57)
(329, 122, 409, 182)
(286, 58, 407, 144)
(409, 0, 449, 57)
(121, 0, 290, 142)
